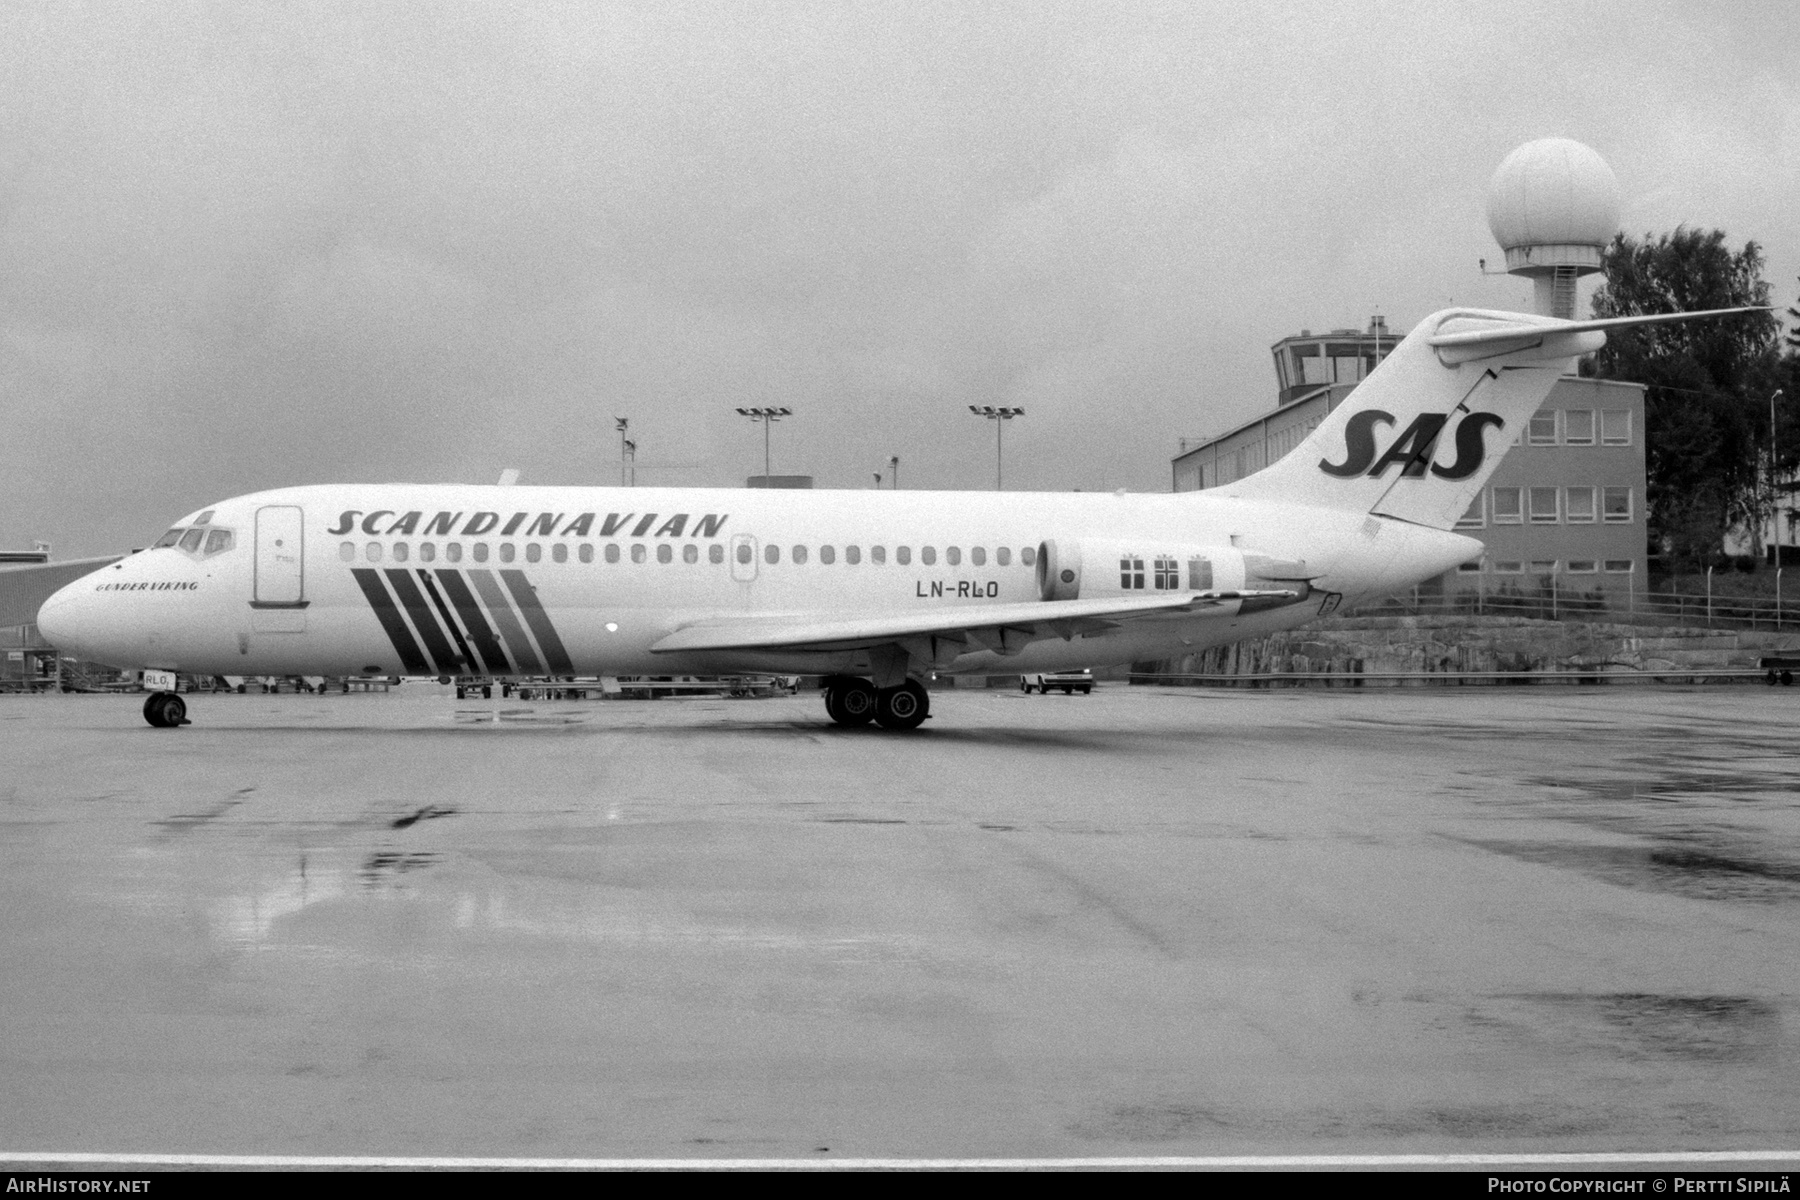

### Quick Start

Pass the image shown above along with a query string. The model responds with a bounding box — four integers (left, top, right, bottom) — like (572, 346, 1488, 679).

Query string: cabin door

(253, 505, 306, 607)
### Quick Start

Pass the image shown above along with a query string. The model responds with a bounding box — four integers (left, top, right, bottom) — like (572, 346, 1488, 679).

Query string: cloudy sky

(3, 0, 1796, 556)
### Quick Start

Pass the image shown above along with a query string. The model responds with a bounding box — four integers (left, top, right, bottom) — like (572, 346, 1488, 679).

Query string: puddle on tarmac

(360, 850, 440, 884)
(1468, 992, 1782, 1064)
(1072, 1098, 1607, 1142)
(1463, 836, 1800, 902)
(391, 804, 459, 829)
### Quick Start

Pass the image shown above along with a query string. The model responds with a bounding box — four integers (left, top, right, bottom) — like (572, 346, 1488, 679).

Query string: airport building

(1171, 320, 1649, 603)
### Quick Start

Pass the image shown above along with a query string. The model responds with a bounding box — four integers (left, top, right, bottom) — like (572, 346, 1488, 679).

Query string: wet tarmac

(2, 685, 1799, 1163)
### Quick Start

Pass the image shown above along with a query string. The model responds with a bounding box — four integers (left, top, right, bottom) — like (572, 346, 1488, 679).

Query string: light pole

(614, 417, 629, 487)
(623, 439, 637, 487)
(889, 455, 899, 490)
(1774, 389, 1786, 570)
(969, 406, 1024, 490)
(735, 406, 792, 481)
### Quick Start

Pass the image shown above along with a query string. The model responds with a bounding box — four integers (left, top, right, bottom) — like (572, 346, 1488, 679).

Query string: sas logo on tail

(1319, 410, 1504, 480)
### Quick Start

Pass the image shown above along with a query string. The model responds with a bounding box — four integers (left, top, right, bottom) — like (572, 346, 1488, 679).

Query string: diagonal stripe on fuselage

(433, 569, 511, 675)
(501, 569, 575, 676)
(383, 568, 464, 675)
(350, 568, 432, 675)
(467, 568, 544, 675)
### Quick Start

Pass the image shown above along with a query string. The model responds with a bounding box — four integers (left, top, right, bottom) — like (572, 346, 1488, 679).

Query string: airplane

(36, 305, 1760, 730)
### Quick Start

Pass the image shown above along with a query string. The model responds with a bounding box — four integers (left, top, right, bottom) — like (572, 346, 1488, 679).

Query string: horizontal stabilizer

(650, 589, 1295, 655)
(1427, 306, 1771, 349)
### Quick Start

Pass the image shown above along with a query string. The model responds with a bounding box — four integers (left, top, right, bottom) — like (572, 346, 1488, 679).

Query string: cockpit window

(178, 528, 205, 553)
(203, 528, 234, 556)
(153, 528, 184, 549)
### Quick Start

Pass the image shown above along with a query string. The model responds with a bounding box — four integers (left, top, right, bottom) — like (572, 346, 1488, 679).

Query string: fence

(1350, 575, 1794, 630)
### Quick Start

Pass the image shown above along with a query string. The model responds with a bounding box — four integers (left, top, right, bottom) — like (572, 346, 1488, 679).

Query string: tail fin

(1225, 305, 1766, 530)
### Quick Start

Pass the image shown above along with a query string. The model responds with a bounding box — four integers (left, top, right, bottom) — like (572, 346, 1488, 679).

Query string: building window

(1528, 411, 1558, 445)
(1603, 487, 1633, 523)
(1605, 560, 1635, 573)
(1529, 487, 1560, 523)
(1153, 556, 1179, 589)
(1567, 560, 1597, 574)
(1457, 559, 1483, 573)
(1601, 410, 1632, 445)
(1492, 487, 1522, 524)
(1530, 560, 1558, 574)
(1456, 494, 1485, 529)
(1564, 410, 1595, 445)
(1120, 556, 1145, 589)
(1566, 486, 1596, 523)
(1493, 561, 1522, 574)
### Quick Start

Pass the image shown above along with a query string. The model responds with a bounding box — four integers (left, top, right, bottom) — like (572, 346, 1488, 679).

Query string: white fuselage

(39, 482, 1478, 681)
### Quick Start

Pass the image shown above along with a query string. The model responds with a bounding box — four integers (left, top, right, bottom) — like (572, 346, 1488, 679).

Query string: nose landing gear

(143, 692, 190, 728)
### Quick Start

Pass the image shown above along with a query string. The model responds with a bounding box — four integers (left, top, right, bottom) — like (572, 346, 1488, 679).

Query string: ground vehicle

(1021, 669, 1093, 695)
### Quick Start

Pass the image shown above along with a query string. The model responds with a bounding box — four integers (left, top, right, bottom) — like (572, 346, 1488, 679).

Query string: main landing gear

(822, 676, 930, 730)
(143, 691, 189, 728)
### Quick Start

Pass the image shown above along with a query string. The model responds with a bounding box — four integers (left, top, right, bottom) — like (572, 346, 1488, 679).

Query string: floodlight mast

(969, 405, 1024, 490)
(735, 406, 792, 481)
(614, 417, 629, 487)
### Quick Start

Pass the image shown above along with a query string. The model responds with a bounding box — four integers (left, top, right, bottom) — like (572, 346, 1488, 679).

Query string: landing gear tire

(143, 692, 188, 728)
(874, 679, 930, 730)
(824, 677, 877, 727)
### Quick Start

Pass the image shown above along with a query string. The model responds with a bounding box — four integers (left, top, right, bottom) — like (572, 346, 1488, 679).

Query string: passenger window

(419, 542, 436, 563)
(1022, 546, 1036, 566)
(500, 543, 516, 562)
(605, 544, 620, 563)
(579, 544, 594, 564)
(737, 543, 752, 564)
(921, 546, 935, 565)
(631, 544, 647, 564)
(154, 529, 184, 549)
(947, 546, 961, 566)
(657, 544, 672, 564)
(338, 542, 355, 562)
(820, 545, 835, 564)
(709, 544, 724, 564)
(473, 543, 489, 562)
(793, 545, 808, 565)
(765, 544, 780, 565)
(366, 542, 383, 563)
(526, 543, 541, 563)
(846, 545, 861, 565)
(393, 543, 410, 563)
(873, 546, 886, 564)
(997, 547, 1010, 566)
(446, 542, 463, 563)
(178, 528, 205, 553)
(683, 544, 698, 564)
(551, 543, 568, 563)
(971, 547, 985, 566)
(897, 546, 911, 565)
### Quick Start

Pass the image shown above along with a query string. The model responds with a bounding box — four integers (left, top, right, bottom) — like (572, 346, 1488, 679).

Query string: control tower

(1486, 138, 1621, 319)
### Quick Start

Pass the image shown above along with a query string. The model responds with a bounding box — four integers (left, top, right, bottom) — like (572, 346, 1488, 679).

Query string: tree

(1585, 228, 1783, 574)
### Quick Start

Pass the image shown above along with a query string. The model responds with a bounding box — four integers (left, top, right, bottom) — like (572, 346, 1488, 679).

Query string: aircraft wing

(649, 589, 1295, 656)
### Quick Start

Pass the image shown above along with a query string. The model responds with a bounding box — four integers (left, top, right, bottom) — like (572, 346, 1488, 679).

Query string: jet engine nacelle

(1036, 539, 1313, 612)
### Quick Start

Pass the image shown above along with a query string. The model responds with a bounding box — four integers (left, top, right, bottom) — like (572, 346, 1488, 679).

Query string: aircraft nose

(36, 577, 100, 658)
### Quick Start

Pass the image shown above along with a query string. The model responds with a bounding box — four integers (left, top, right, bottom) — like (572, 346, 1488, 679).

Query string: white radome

(1486, 138, 1621, 251)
